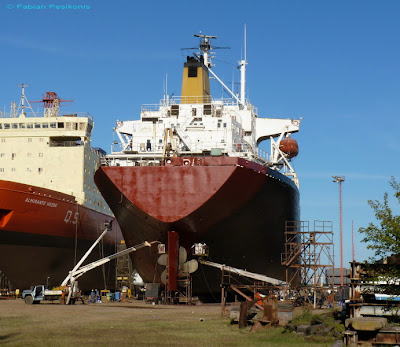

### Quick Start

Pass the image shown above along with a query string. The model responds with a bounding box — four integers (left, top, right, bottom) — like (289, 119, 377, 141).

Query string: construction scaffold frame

(0, 271, 9, 295)
(281, 221, 335, 290)
(116, 242, 134, 292)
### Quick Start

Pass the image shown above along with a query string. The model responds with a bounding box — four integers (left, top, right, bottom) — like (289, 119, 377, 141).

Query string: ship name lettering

(25, 198, 46, 205)
(25, 198, 58, 207)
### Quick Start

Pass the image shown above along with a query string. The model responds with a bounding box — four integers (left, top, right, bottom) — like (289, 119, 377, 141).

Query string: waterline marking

(5, 4, 91, 10)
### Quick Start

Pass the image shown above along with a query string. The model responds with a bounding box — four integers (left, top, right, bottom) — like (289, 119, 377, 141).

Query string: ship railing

(232, 141, 250, 152)
(255, 147, 270, 163)
(222, 108, 242, 124)
(101, 155, 163, 167)
(0, 110, 37, 118)
(0, 110, 93, 120)
(111, 142, 124, 153)
(61, 112, 93, 121)
(102, 151, 268, 166)
(141, 96, 243, 111)
(111, 142, 165, 154)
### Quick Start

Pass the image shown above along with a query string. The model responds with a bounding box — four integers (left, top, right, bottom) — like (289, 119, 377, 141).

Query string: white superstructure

(0, 86, 111, 214)
(106, 34, 301, 187)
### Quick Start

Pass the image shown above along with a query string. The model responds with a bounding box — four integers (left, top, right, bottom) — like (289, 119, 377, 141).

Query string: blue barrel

(115, 292, 120, 301)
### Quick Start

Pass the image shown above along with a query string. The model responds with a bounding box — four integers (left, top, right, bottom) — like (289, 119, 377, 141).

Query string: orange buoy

(279, 137, 299, 159)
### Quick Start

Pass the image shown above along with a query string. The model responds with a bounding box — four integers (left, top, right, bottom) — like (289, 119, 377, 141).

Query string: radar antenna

(181, 33, 229, 68)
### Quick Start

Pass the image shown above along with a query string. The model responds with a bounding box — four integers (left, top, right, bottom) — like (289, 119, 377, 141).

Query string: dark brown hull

(95, 157, 299, 295)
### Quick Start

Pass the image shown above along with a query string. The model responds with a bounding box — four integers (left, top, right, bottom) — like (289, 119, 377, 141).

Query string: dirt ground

(0, 299, 227, 346)
(0, 299, 336, 346)
(0, 297, 221, 320)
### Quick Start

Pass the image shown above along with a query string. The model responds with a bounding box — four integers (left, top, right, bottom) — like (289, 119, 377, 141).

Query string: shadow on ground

(0, 333, 19, 344)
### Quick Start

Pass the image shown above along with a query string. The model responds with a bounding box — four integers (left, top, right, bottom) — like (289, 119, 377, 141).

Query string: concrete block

(277, 310, 293, 325)
(345, 317, 387, 331)
(296, 324, 310, 334)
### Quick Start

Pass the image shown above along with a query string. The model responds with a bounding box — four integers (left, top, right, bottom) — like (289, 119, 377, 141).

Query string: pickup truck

(22, 285, 68, 304)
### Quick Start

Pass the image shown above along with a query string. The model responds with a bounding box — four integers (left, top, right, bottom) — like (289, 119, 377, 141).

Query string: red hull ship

(94, 34, 301, 295)
(95, 157, 299, 291)
(0, 180, 122, 291)
(0, 88, 122, 291)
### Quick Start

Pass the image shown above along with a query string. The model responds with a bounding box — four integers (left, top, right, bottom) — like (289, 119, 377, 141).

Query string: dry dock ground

(0, 299, 335, 346)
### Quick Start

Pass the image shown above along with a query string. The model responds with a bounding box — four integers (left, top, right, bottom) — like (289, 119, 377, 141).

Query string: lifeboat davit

(279, 137, 299, 159)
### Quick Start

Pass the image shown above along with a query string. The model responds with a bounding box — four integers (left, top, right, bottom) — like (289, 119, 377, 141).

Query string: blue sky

(2, 0, 400, 268)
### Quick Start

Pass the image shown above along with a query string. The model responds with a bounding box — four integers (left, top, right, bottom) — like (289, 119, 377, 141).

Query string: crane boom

(199, 259, 283, 285)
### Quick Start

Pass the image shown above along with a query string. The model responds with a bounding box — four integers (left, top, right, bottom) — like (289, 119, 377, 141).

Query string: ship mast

(195, 34, 244, 106)
(239, 25, 248, 105)
(194, 33, 216, 68)
(18, 84, 36, 117)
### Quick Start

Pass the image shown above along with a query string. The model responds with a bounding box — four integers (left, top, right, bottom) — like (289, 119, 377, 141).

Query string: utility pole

(332, 176, 345, 287)
(352, 220, 355, 262)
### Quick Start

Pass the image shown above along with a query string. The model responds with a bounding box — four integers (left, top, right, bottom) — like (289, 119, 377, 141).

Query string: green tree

(359, 178, 400, 294)
(359, 177, 400, 259)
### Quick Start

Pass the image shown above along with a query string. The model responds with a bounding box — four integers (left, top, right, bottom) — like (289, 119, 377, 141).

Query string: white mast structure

(239, 25, 247, 105)
(10, 102, 17, 118)
(195, 34, 244, 106)
(17, 83, 36, 117)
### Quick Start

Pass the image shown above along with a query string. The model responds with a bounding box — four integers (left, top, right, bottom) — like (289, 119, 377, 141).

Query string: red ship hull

(94, 157, 299, 294)
(0, 180, 123, 291)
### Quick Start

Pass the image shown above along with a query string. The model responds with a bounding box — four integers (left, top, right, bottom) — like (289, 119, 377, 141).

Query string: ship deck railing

(0, 111, 93, 120)
(111, 141, 258, 157)
(102, 151, 270, 169)
(256, 147, 270, 162)
(140, 96, 255, 112)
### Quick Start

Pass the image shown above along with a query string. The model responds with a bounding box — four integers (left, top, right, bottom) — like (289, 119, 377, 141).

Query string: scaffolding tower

(115, 242, 133, 291)
(281, 221, 335, 289)
(0, 271, 9, 295)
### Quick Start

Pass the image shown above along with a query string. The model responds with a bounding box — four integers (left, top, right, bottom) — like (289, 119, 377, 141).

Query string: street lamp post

(332, 176, 345, 287)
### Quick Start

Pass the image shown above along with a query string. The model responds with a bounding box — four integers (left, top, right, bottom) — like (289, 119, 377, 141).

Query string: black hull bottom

(0, 230, 117, 292)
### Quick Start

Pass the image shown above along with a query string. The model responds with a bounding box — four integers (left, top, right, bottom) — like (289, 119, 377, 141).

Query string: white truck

(22, 285, 68, 305)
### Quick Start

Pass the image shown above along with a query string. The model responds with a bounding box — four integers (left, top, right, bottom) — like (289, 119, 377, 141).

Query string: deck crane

(30, 91, 73, 117)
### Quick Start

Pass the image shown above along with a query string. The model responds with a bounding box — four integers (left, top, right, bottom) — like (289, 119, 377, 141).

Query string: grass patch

(0, 301, 336, 346)
(291, 308, 314, 325)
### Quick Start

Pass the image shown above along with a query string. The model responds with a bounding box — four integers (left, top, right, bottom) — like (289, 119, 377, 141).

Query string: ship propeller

(158, 246, 198, 286)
